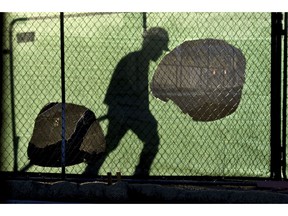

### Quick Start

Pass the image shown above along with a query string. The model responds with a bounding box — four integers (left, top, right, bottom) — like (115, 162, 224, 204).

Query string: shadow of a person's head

(142, 27, 169, 62)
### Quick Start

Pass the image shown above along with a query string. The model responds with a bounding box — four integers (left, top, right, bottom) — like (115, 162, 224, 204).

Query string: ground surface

(2, 179, 288, 203)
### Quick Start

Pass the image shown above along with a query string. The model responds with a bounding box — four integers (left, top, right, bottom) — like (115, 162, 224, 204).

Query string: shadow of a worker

(84, 27, 169, 177)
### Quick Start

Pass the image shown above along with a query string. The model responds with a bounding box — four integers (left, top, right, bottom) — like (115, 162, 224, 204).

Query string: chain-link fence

(1, 12, 283, 179)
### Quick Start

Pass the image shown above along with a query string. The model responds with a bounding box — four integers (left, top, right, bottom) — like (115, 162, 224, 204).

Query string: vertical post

(142, 12, 147, 33)
(60, 12, 66, 179)
(9, 21, 18, 173)
(107, 172, 112, 185)
(270, 12, 283, 179)
(0, 13, 3, 174)
(8, 18, 28, 173)
(283, 13, 288, 179)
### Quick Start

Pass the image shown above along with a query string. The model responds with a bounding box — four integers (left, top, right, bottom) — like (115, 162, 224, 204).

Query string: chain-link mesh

(1, 12, 272, 177)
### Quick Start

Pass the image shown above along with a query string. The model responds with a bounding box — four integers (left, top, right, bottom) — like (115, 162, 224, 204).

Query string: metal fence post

(60, 12, 66, 179)
(283, 12, 288, 179)
(270, 12, 283, 179)
(0, 13, 3, 174)
(8, 18, 28, 173)
(142, 12, 147, 33)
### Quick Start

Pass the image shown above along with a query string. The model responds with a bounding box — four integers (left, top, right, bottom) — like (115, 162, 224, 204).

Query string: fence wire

(1, 12, 273, 178)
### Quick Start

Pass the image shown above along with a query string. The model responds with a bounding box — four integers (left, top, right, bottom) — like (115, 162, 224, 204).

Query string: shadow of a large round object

(151, 39, 246, 121)
(28, 103, 106, 167)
